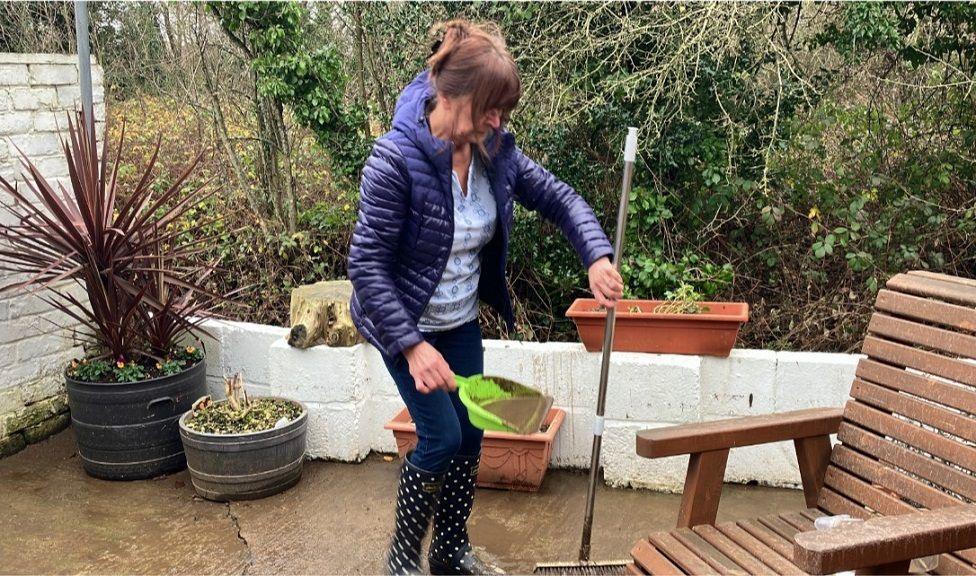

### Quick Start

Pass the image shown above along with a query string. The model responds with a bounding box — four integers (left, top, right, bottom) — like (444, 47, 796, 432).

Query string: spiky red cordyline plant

(0, 111, 228, 366)
(134, 229, 246, 359)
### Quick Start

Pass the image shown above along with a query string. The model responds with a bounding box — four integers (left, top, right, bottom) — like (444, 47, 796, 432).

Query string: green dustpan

(455, 374, 554, 435)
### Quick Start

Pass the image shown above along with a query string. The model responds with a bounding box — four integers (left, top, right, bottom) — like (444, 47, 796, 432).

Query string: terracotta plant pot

(566, 298, 749, 357)
(384, 407, 565, 492)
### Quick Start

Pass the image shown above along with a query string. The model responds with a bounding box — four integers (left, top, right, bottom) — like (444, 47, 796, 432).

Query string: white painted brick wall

(0, 53, 105, 426)
(199, 318, 861, 491)
(0, 64, 29, 86)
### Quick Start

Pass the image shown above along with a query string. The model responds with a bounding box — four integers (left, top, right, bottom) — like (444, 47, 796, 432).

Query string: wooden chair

(628, 271, 976, 575)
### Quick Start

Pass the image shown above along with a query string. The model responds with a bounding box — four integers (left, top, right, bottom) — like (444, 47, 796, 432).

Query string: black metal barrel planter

(66, 358, 208, 480)
(178, 398, 308, 502)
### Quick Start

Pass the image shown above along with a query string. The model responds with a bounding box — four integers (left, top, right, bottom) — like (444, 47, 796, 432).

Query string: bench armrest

(636, 407, 844, 458)
(793, 504, 976, 574)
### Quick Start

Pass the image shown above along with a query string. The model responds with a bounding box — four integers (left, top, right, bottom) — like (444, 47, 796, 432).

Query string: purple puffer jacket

(348, 71, 613, 358)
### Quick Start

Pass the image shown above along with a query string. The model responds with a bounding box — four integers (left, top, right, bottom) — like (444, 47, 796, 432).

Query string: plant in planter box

(0, 112, 233, 479)
(566, 282, 749, 357)
(621, 283, 710, 315)
(179, 372, 308, 501)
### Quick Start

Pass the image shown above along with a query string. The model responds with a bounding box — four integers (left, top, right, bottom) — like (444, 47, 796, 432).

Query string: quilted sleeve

(513, 148, 614, 269)
(348, 138, 425, 358)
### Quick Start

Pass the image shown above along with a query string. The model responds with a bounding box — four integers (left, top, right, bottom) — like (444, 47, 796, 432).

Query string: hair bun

(428, 20, 473, 64)
(442, 21, 470, 41)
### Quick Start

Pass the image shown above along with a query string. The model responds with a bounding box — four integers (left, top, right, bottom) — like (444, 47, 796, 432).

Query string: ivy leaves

(209, 2, 369, 182)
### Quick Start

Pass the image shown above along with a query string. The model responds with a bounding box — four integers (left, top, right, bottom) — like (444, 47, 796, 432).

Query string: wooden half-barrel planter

(178, 398, 308, 501)
(67, 358, 208, 480)
(385, 407, 565, 492)
(566, 298, 749, 357)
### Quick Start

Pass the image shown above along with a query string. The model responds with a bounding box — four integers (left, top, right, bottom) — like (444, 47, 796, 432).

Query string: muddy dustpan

(456, 374, 553, 435)
(533, 127, 639, 576)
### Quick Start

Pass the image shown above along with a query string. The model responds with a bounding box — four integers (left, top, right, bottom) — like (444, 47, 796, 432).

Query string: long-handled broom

(533, 127, 639, 576)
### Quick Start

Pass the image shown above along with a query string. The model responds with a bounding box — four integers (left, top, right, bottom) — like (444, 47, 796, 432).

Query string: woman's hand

(404, 341, 457, 394)
(588, 256, 624, 308)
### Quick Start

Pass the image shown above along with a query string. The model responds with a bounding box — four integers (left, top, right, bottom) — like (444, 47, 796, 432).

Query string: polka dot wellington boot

(428, 454, 499, 575)
(386, 457, 445, 576)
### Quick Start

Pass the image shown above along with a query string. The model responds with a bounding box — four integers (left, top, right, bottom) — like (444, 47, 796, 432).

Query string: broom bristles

(533, 560, 631, 575)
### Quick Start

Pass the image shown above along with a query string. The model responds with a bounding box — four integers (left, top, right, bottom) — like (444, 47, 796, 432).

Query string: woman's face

(440, 93, 502, 145)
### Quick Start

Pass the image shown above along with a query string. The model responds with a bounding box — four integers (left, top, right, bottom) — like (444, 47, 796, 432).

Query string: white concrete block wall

(0, 53, 105, 434)
(198, 318, 861, 491)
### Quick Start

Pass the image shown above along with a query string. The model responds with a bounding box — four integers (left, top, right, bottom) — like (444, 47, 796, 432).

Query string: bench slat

(757, 515, 802, 543)
(850, 379, 976, 443)
(693, 525, 774, 575)
(907, 271, 976, 288)
(828, 446, 976, 565)
(875, 289, 976, 332)
(647, 532, 714, 575)
(862, 336, 976, 387)
(799, 509, 823, 523)
(716, 523, 806, 575)
(837, 423, 976, 501)
(843, 401, 976, 473)
(856, 358, 976, 415)
(673, 528, 748, 575)
(868, 313, 976, 360)
(739, 519, 794, 559)
(779, 511, 816, 533)
(888, 273, 976, 307)
(875, 289, 976, 333)
(625, 561, 646, 575)
(823, 463, 915, 515)
(939, 553, 976, 575)
(831, 445, 957, 509)
(818, 486, 870, 518)
(631, 538, 683, 575)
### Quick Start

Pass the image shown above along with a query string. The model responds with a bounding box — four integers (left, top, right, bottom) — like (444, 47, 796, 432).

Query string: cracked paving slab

(2, 430, 805, 574)
(0, 431, 248, 575)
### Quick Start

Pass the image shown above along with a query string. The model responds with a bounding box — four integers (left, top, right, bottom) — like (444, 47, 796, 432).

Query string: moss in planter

(67, 345, 204, 383)
(184, 398, 302, 434)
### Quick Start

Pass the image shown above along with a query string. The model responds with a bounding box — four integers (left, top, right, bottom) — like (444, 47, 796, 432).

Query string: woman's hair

(426, 19, 521, 139)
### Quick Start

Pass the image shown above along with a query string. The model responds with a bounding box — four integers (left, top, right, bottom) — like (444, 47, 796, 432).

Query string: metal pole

(74, 1, 95, 131)
(579, 127, 638, 562)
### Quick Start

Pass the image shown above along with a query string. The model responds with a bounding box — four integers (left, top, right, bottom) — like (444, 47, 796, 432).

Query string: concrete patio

(1, 430, 805, 575)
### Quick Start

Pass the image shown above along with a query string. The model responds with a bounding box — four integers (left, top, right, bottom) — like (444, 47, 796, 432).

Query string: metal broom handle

(579, 127, 638, 562)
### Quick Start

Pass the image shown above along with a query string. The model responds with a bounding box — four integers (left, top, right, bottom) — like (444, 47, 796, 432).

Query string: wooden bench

(628, 271, 976, 575)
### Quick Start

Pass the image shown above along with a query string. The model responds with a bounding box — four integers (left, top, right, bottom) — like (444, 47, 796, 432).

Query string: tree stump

(287, 280, 363, 348)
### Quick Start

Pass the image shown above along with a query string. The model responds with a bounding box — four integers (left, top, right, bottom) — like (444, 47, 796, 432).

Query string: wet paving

(0, 431, 805, 574)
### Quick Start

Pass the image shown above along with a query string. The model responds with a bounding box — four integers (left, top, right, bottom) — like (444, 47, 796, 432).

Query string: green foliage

(73, 1, 976, 352)
(160, 345, 204, 377)
(67, 344, 204, 383)
(68, 359, 145, 383)
(209, 1, 370, 182)
(653, 284, 709, 315)
(68, 359, 111, 382)
(815, 2, 976, 66)
(112, 361, 148, 383)
(815, 3, 902, 58)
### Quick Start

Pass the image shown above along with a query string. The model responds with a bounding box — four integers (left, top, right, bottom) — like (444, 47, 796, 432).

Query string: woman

(348, 20, 623, 576)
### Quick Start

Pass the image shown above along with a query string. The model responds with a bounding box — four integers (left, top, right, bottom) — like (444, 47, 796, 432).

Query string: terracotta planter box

(566, 298, 749, 357)
(384, 407, 565, 492)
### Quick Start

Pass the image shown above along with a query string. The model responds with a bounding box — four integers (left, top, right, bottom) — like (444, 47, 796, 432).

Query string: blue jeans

(382, 320, 484, 474)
